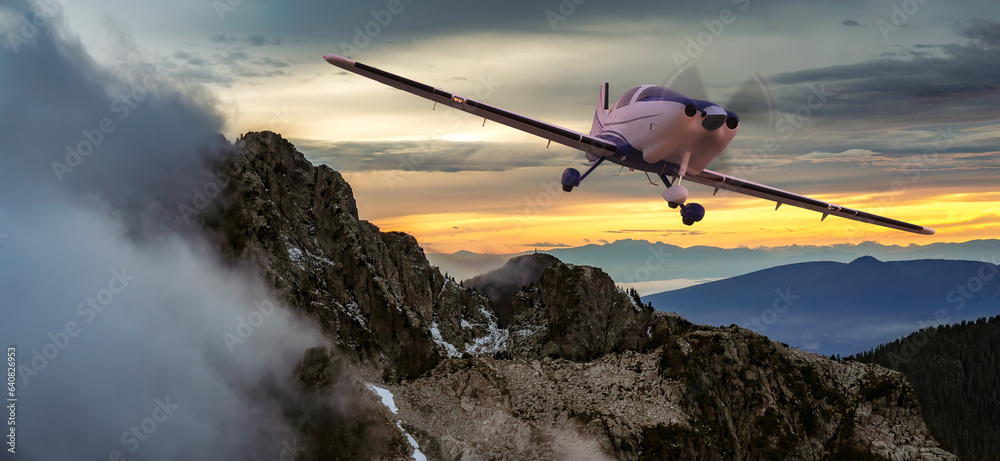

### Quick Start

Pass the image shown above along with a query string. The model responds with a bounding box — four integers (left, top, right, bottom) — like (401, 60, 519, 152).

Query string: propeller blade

(725, 72, 775, 128)
(660, 65, 777, 172)
(714, 72, 778, 171)
(661, 65, 709, 101)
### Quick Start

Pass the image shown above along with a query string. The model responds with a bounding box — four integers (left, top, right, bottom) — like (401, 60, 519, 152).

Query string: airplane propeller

(661, 64, 777, 171)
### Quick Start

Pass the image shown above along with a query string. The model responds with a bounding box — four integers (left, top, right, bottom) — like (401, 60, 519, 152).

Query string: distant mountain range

(428, 239, 1000, 283)
(645, 256, 1000, 356)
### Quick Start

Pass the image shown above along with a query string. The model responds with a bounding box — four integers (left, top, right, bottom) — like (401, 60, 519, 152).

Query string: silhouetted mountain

(431, 250, 512, 282)
(855, 316, 1000, 460)
(646, 257, 1000, 356)
(428, 239, 1000, 282)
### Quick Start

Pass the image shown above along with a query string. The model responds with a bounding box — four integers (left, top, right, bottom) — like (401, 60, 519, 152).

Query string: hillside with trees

(854, 315, 1000, 460)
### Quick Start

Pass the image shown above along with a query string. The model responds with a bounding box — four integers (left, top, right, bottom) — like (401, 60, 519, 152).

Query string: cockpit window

(612, 86, 642, 111)
(636, 86, 686, 102)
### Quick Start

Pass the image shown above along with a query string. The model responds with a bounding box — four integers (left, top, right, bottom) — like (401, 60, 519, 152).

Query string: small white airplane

(323, 54, 934, 235)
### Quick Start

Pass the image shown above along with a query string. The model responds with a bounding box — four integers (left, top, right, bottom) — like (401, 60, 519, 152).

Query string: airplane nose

(702, 114, 726, 131)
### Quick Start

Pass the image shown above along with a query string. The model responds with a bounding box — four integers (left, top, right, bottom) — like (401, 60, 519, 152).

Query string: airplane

(323, 54, 935, 235)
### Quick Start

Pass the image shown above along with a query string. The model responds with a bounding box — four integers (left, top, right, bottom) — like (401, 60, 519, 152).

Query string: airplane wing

(323, 54, 617, 157)
(324, 54, 933, 236)
(687, 168, 935, 235)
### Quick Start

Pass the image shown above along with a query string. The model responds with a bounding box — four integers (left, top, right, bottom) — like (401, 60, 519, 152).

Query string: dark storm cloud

(766, 20, 1000, 127)
(294, 138, 579, 172)
(604, 229, 664, 233)
(226, 49, 251, 60)
(0, 1, 335, 459)
(168, 32, 301, 85)
(237, 1, 722, 41)
(603, 229, 706, 236)
(522, 241, 572, 247)
(964, 19, 1000, 47)
(662, 230, 706, 236)
(723, 124, 1000, 165)
(259, 56, 291, 68)
(247, 33, 281, 46)
(0, 7, 225, 221)
(173, 49, 210, 67)
(202, 0, 882, 57)
(161, 46, 291, 84)
(209, 34, 282, 47)
(162, 0, 1000, 159)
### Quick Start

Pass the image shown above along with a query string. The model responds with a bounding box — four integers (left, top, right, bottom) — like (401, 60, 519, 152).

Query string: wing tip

(323, 54, 356, 67)
(919, 227, 936, 235)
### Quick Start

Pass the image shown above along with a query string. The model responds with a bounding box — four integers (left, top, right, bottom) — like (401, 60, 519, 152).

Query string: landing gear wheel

(679, 202, 705, 226)
(561, 168, 581, 192)
(668, 202, 679, 209)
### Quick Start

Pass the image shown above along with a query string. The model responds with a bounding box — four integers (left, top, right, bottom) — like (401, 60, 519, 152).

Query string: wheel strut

(579, 156, 605, 182)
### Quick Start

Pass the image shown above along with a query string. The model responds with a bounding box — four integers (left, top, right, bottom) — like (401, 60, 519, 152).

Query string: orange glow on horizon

(367, 189, 1000, 254)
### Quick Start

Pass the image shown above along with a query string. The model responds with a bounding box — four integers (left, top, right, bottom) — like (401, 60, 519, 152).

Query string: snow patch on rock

(430, 321, 462, 358)
(366, 384, 427, 461)
(464, 306, 509, 356)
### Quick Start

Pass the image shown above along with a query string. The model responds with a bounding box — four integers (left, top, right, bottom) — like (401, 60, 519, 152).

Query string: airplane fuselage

(589, 85, 740, 179)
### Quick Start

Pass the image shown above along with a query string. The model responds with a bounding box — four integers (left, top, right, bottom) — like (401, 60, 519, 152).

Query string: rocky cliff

(203, 131, 497, 380)
(198, 131, 954, 460)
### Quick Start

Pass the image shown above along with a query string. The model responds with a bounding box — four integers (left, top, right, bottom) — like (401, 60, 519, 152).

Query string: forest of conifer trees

(853, 315, 1000, 460)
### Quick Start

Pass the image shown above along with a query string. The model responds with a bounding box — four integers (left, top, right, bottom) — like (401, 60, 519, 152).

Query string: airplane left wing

(323, 54, 617, 157)
(687, 168, 935, 235)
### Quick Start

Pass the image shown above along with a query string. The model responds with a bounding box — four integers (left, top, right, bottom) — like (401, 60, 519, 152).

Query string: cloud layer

(0, 1, 330, 459)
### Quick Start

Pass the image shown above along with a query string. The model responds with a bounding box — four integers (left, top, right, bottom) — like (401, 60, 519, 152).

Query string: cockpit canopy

(611, 85, 689, 111)
(635, 86, 689, 102)
(610, 85, 739, 130)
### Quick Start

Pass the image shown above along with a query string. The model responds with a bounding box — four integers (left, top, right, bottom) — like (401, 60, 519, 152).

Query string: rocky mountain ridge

(197, 131, 955, 460)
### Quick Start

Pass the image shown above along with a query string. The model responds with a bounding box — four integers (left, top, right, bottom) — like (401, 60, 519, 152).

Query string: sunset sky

(19, 0, 1000, 253)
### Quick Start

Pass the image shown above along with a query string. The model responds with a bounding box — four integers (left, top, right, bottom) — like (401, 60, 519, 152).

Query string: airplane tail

(590, 81, 610, 137)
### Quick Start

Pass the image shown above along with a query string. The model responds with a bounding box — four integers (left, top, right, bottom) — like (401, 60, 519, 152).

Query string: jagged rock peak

(466, 252, 561, 289)
(464, 252, 561, 327)
(205, 131, 491, 379)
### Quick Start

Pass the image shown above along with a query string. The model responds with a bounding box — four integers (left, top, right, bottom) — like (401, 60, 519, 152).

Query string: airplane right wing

(323, 54, 617, 157)
(687, 168, 936, 235)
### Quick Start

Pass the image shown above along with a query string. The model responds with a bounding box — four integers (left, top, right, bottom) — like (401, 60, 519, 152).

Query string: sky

(7, 0, 1000, 254)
